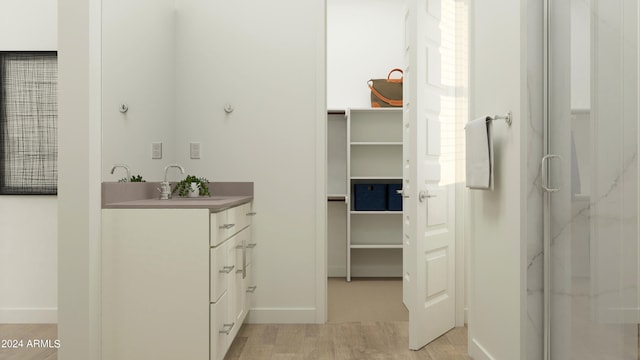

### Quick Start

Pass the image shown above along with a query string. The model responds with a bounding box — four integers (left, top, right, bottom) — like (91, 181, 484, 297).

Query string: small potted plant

(172, 175, 211, 198)
(118, 174, 146, 183)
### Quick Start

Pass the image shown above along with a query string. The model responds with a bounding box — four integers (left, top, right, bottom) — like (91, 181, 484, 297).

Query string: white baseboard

(469, 337, 497, 360)
(245, 307, 318, 324)
(0, 308, 57, 324)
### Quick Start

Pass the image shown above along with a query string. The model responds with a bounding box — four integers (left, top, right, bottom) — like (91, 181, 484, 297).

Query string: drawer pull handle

(219, 322, 235, 335)
(246, 243, 257, 249)
(236, 244, 243, 249)
(236, 268, 244, 274)
(247, 212, 257, 216)
(219, 265, 235, 274)
(246, 286, 257, 293)
(219, 223, 235, 230)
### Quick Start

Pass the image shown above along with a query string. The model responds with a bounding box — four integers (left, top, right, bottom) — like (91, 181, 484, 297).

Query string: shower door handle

(541, 154, 562, 192)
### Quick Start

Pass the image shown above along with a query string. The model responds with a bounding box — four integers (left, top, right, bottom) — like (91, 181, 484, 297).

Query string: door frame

(315, 0, 328, 324)
(319, 0, 467, 329)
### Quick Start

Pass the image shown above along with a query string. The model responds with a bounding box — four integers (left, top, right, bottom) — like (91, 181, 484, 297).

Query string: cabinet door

(244, 262, 256, 314)
(102, 209, 209, 360)
(243, 227, 256, 316)
(230, 230, 247, 339)
(210, 293, 230, 360)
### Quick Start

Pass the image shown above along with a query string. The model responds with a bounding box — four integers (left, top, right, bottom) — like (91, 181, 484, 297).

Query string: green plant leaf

(171, 174, 211, 197)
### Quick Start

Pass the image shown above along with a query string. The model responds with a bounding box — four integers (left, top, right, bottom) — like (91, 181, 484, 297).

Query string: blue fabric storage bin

(353, 184, 386, 211)
(387, 184, 403, 211)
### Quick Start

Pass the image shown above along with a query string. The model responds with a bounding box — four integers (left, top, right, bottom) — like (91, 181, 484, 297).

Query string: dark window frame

(0, 51, 58, 195)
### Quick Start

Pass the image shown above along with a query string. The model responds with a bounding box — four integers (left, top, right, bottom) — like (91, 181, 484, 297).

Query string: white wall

(173, 0, 326, 323)
(0, 197, 57, 323)
(98, 0, 326, 325)
(101, 0, 176, 181)
(468, 0, 540, 358)
(0, 0, 57, 51)
(0, 0, 58, 324)
(327, 0, 405, 109)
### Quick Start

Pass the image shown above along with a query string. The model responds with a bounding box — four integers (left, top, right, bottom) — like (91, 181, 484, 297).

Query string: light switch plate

(151, 142, 162, 159)
(190, 142, 201, 159)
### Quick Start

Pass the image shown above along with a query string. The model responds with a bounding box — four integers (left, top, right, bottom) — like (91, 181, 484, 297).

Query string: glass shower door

(547, 0, 640, 359)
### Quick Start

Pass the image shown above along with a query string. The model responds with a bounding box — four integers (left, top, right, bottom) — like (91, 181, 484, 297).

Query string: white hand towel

(465, 116, 494, 190)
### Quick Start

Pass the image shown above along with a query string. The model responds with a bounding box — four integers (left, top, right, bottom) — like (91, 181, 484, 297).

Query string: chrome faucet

(164, 164, 185, 182)
(159, 164, 185, 199)
(111, 164, 131, 182)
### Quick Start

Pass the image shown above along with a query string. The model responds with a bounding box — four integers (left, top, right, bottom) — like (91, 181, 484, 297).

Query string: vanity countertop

(103, 195, 252, 211)
(102, 182, 253, 211)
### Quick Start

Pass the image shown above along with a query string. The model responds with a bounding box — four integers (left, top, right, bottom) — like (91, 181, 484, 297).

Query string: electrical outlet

(190, 142, 201, 159)
(151, 142, 162, 159)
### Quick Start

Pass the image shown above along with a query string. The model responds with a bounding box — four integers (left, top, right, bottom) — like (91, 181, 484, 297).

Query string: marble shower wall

(526, 0, 544, 359)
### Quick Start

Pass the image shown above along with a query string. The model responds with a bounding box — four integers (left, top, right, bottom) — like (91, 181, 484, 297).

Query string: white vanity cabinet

(210, 222, 251, 359)
(102, 201, 254, 360)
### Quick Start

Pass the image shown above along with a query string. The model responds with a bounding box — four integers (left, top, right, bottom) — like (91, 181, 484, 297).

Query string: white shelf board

(350, 176, 403, 180)
(350, 244, 403, 249)
(350, 142, 403, 146)
(327, 194, 347, 202)
(327, 109, 347, 116)
(348, 107, 403, 113)
(350, 211, 402, 215)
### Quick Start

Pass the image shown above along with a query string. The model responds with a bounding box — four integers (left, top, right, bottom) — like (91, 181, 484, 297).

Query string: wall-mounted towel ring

(488, 111, 512, 126)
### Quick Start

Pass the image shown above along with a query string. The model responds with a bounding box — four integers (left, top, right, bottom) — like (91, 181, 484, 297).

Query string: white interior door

(402, 0, 456, 350)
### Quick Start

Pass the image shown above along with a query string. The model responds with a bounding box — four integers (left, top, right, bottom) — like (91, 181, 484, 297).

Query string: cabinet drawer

(210, 210, 229, 247)
(210, 202, 253, 247)
(210, 294, 231, 360)
(210, 240, 231, 303)
(228, 202, 251, 234)
(245, 202, 256, 225)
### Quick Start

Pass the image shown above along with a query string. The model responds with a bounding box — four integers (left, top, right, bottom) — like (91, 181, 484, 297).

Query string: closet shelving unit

(327, 109, 348, 203)
(346, 108, 403, 282)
